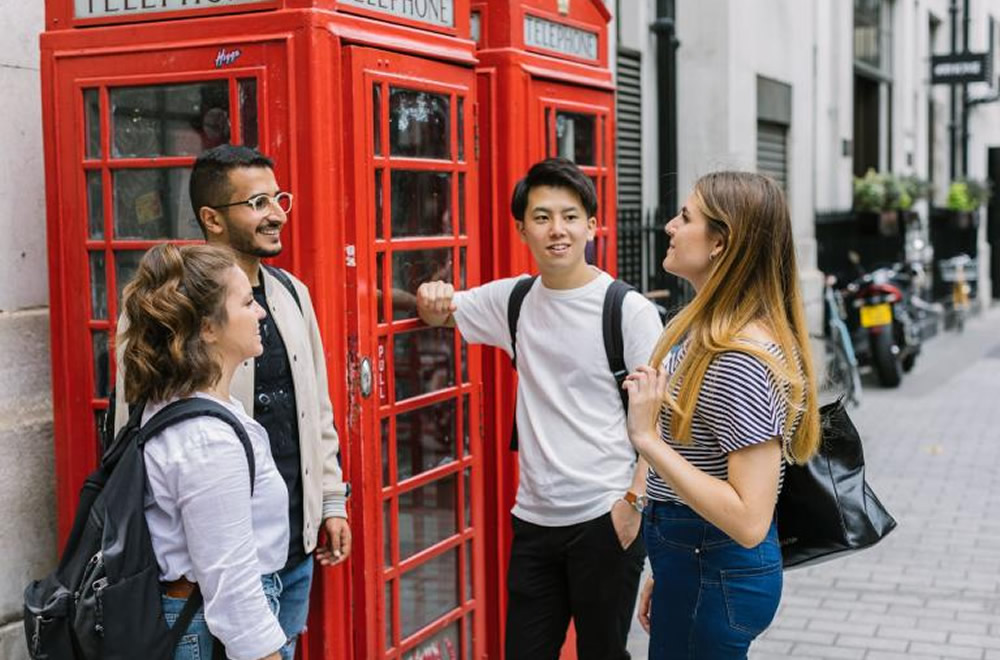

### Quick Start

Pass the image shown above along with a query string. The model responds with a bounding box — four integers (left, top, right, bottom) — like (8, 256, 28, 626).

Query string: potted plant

(945, 179, 991, 228)
(853, 169, 887, 233)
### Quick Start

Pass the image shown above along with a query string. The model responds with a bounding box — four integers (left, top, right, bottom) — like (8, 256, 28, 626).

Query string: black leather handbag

(777, 398, 897, 569)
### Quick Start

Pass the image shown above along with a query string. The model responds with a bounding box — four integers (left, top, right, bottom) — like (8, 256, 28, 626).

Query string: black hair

(189, 145, 275, 231)
(510, 157, 598, 221)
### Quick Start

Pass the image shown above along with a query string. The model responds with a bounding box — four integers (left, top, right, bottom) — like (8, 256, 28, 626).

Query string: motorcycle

(839, 253, 923, 388)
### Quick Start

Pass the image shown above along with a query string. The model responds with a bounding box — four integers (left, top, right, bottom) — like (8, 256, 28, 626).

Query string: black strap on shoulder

(138, 398, 256, 495)
(507, 275, 538, 370)
(169, 588, 205, 652)
(263, 264, 302, 314)
(506, 276, 537, 451)
(603, 279, 635, 414)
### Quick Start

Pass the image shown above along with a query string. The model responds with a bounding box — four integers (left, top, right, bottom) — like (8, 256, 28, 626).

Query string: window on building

(756, 76, 792, 193)
(853, 0, 893, 177)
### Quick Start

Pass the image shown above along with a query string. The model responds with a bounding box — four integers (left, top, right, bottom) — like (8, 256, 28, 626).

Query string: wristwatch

(623, 490, 647, 513)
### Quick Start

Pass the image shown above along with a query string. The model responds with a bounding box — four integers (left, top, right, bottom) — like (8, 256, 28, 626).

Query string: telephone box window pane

(457, 97, 465, 161)
(464, 541, 472, 601)
(382, 417, 391, 485)
(393, 327, 455, 401)
(402, 620, 460, 660)
(461, 396, 470, 456)
(389, 88, 449, 159)
(376, 252, 386, 324)
(391, 171, 452, 237)
(391, 248, 451, 320)
(384, 498, 393, 567)
(95, 409, 108, 458)
(460, 339, 468, 385)
(385, 581, 395, 650)
(238, 79, 259, 149)
(114, 250, 145, 305)
(87, 170, 105, 240)
(111, 81, 230, 158)
(84, 89, 101, 159)
(399, 548, 459, 638)
(375, 169, 384, 240)
(459, 247, 467, 290)
(374, 84, 383, 157)
(556, 111, 596, 165)
(113, 168, 201, 240)
(396, 399, 456, 481)
(458, 173, 466, 236)
(545, 108, 552, 157)
(89, 251, 107, 320)
(398, 474, 457, 560)
(92, 331, 110, 399)
(463, 468, 471, 529)
(465, 614, 474, 660)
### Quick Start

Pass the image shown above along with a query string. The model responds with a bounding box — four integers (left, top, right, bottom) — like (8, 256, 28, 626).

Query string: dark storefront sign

(931, 52, 991, 85)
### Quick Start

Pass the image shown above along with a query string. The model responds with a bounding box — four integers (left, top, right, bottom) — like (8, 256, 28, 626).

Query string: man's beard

(229, 226, 283, 258)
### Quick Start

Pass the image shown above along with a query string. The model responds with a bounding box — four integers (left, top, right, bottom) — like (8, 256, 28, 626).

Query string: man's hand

(315, 517, 351, 566)
(610, 498, 642, 550)
(415, 281, 457, 327)
(637, 576, 654, 633)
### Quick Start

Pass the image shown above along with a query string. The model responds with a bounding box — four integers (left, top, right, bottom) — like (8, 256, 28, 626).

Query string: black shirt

(252, 283, 306, 569)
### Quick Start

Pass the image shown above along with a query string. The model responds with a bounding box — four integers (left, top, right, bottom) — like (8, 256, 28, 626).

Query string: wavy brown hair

(649, 172, 821, 464)
(120, 243, 236, 405)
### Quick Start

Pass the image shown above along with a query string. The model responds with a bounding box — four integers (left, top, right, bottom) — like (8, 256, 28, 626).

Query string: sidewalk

(627, 305, 1000, 660)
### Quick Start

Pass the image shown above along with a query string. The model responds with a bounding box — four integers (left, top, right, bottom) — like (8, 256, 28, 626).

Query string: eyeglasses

(211, 192, 293, 215)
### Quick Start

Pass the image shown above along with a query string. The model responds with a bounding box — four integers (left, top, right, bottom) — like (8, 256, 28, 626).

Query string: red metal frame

(342, 45, 484, 660)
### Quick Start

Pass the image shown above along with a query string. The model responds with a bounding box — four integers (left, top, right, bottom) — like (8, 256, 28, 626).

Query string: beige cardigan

(115, 266, 347, 556)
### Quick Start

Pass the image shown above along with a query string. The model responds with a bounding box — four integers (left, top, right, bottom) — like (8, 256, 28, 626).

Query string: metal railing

(616, 207, 694, 320)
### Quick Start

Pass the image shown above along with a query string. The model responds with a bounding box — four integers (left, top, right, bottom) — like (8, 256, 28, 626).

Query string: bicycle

(812, 274, 863, 407)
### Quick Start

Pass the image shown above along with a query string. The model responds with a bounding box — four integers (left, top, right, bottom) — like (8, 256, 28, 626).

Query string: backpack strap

(603, 279, 635, 414)
(262, 264, 302, 314)
(507, 275, 538, 370)
(137, 398, 256, 495)
(506, 276, 538, 451)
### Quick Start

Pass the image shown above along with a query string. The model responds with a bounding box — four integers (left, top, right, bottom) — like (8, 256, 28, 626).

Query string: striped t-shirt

(646, 342, 790, 504)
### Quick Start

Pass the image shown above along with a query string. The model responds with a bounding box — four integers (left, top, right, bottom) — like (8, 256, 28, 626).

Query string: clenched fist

(416, 280, 457, 327)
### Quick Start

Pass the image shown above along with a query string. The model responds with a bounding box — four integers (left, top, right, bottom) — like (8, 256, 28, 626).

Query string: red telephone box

(471, 1, 617, 654)
(41, 2, 487, 659)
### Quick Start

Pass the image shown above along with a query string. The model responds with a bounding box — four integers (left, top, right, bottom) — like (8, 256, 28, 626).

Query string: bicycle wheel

(816, 337, 855, 405)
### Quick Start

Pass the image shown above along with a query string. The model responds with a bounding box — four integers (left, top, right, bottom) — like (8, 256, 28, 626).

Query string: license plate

(860, 303, 892, 327)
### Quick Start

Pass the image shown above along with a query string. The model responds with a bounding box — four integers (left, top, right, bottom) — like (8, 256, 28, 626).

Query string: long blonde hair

(649, 172, 820, 463)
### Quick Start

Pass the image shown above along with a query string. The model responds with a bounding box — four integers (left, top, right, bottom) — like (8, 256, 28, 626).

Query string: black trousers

(505, 512, 646, 660)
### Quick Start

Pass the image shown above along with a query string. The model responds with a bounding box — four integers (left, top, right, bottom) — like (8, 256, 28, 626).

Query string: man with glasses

(115, 145, 350, 659)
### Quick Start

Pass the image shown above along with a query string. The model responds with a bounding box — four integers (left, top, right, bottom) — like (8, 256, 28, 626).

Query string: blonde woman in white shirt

(120, 243, 288, 660)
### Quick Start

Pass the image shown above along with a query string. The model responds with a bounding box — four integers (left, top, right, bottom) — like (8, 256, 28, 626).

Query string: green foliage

(946, 179, 992, 212)
(853, 170, 927, 212)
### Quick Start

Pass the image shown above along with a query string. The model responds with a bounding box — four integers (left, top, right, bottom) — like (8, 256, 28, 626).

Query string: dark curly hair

(120, 243, 236, 405)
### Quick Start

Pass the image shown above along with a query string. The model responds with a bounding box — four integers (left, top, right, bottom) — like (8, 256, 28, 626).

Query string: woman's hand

(623, 365, 667, 452)
(637, 576, 654, 633)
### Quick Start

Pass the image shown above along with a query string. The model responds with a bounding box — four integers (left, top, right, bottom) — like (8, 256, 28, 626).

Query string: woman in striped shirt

(624, 172, 820, 658)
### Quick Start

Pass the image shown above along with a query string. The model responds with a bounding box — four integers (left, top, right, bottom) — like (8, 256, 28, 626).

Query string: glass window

(457, 97, 465, 161)
(377, 252, 386, 324)
(391, 248, 452, 320)
(393, 327, 455, 401)
(89, 251, 107, 320)
(87, 170, 104, 240)
(84, 89, 101, 160)
(92, 331, 109, 399)
(389, 88, 450, 159)
(396, 399, 457, 480)
(111, 81, 230, 158)
(375, 169, 384, 239)
(382, 417, 391, 485)
(398, 475, 457, 559)
(391, 171, 452, 237)
(238, 78, 259, 149)
(374, 84, 383, 157)
(113, 168, 201, 240)
(556, 111, 596, 165)
(384, 498, 393, 567)
(114, 250, 146, 305)
(385, 581, 395, 650)
(399, 549, 459, 639)
(402, 620, 460, 660)
(458, 173, 466, 236)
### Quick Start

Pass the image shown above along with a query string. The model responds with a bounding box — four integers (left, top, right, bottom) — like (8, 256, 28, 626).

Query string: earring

(709, 253, 716, 261)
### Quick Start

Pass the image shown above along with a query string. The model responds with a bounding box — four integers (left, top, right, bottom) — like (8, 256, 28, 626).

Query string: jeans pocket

(720, 562, 782, 637)
(173, 634, 202, 660)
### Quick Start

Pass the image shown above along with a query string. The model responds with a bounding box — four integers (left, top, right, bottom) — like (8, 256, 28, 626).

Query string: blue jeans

(162, 573, 282, 660)
(643, 501, 782, 659)
(276, 556, 315, 660)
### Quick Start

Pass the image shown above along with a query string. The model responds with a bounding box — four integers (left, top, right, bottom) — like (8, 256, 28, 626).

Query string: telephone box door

(46, 40, 291, 535)
(342, 46, 485, 660)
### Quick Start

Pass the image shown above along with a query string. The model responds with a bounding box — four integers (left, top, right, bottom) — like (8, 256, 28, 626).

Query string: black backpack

(24, 398, 255, 660)
(506, 275, 634, 450)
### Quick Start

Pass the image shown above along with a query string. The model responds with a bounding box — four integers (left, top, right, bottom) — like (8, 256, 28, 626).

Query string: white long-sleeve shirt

(142, 393, 289, 660)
